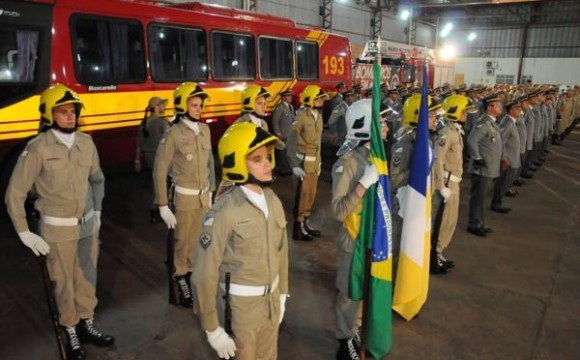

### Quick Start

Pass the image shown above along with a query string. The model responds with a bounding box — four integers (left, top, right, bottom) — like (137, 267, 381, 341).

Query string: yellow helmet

(218, 122, 284, 183)
(241, 85, 271, 113)
(300, 85, 328, 108)
(39, 84, 83, 125)
(442, 95, 476, 122)
(402, 93, 444, 127)
(173, 82, 209, 115)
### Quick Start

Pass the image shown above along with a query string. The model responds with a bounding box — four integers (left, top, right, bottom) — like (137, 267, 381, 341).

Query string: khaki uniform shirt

(193, 186, 288, 332)
(233, 113, 269, 132)
(286, 108, 323, 173)
(6, 130, 104, 242)
(331, 147, 367, 251)
(432, 122, 463, 191)
(153, 121, 216, 209)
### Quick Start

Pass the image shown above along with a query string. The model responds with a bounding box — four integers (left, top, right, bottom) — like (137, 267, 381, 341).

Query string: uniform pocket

(232, 224, 260, 257)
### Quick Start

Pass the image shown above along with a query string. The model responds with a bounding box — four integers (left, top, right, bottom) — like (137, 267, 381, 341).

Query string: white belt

(42, 209, 95, 226)
(295, 153, 316, 162)
(175, 185, 209, 196)
(220, 275, 279, 297)
(443, 171, 462, 183)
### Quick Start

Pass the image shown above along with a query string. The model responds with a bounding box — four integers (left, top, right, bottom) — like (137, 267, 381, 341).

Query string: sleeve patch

(160, 138, 166, 144)
(335, 165, 344, 174)
(438, 138, 446, 146)
(20, 150, 28, 157)
(200, 233, 212, 249)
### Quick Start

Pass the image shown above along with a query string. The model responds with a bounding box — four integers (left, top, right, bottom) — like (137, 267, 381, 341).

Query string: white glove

(159, 205, 177, 229)
(279, 294, 288, 324)
(396, 185, 409, 218)
(206, 327, 237, 359)
(292, 167, 306, 181)
(439, 187, 451, 203)
(358, 163, 379, 189)
(94, 210, 102, 231)
(18, 231, 50, 256)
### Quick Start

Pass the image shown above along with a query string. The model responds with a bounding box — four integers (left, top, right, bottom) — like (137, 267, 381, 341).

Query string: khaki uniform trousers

(44, 224, 99, 327)
(234, 320, 279, 360)
(174, 205, 208, 276)
(297, 171, 319, 222)
(335, 233, 363, 340)
(432, 181, 460, 254)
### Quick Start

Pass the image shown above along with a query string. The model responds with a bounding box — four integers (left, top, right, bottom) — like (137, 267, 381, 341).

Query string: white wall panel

(454, 57, 580, 85)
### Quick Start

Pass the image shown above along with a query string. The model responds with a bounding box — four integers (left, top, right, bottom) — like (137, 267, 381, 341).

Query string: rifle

(222, 272, 235, 339)
(166, 181, 179, 305)
(40, 256, 68, 360)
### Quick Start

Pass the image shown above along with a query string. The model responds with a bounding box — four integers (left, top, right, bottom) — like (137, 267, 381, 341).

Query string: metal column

(242, 0, 258, 11)
(372, 8, 382, 39)
(321, 0, 333, 30)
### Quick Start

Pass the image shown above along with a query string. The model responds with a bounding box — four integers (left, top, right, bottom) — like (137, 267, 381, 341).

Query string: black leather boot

(63, 325, 85, 359)
(175, 275, 194, 308)
(293, 221, 314, 241)
(304, 218, 321, 237)
(336, 338, 360, 360)
(78, 318, 115, 347)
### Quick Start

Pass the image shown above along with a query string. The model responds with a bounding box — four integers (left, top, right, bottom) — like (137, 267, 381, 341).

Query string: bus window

(296, 41, 318, 80)
(149, 25, 208, 83)
(259, 37, 292, 80)
(71, 16, 145, 84)
(211, 31, 255, 81)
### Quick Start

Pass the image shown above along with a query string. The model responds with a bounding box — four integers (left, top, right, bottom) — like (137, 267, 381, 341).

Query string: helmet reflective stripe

(173, 82, 209, 115)
(39, 84, 83, 125)
(241, 85, 271, 113)
(345, 99, 372, 141)
(218, 122, 284, 183)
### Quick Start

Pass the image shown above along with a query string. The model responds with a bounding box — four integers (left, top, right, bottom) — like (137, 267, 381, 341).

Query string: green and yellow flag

(349, 60, 393, 359)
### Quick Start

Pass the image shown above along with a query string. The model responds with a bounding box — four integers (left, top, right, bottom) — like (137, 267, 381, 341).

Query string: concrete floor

(1, 127, 579, 360)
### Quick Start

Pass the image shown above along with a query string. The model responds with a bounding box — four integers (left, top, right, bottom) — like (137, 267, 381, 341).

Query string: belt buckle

(263, 284, 271, 296)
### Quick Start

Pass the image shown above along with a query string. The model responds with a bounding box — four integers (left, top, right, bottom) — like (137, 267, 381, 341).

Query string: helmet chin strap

(51, 121, 77, 134)
(246, 173, 275, 187)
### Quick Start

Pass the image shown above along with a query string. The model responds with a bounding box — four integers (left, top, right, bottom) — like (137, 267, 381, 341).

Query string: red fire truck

(0, 0, 351, 191)
(354, 39, 454, 90)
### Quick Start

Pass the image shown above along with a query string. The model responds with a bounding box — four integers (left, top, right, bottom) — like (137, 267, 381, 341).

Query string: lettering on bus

(87, 85, 117, 92)
(322, 55, 345, 76)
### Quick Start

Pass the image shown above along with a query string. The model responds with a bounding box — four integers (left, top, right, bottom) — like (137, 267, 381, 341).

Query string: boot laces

(83, 318, 103, 338)
(65, 326, 81, 350)
(177, 277, 192, 299)
(346, 338, 360, 360)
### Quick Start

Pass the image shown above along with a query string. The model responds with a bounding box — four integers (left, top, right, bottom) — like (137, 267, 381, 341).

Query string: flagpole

(359, 248, 372, 360)
(358, 44, 382, 360)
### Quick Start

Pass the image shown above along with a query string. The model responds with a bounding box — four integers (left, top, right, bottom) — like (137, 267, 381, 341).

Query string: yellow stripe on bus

(0, 81, 292, 140)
